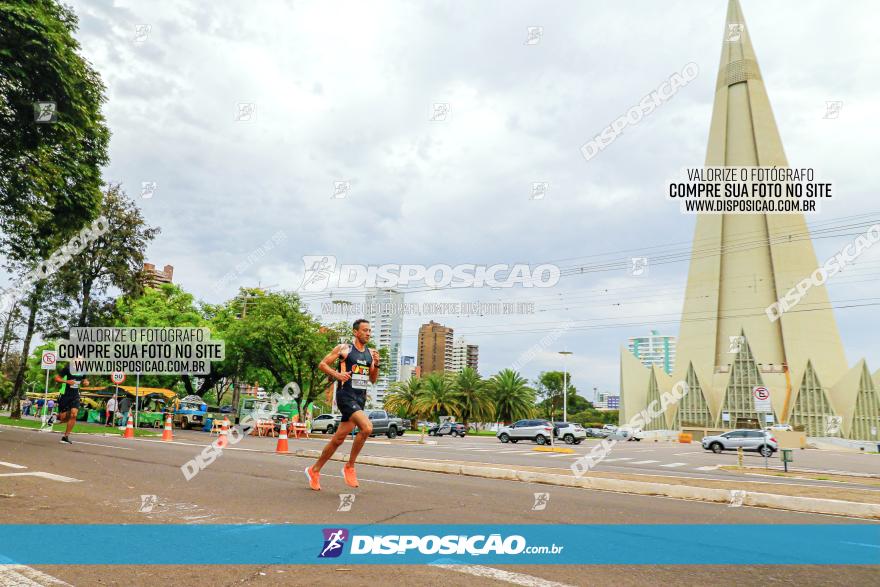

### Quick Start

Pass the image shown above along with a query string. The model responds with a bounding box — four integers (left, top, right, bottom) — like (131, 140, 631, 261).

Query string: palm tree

(489, 369, 535, 424)
(384, 377, 423, 419)
(415, 372, 461, 421)
(454, 367, 494, 428)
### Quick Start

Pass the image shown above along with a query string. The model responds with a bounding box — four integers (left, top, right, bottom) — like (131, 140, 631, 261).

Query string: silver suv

(497, 419, 553, 445)
(553, 422, 586, 444)
(312, 413, 342, 434)
(701, 429, 778, 457)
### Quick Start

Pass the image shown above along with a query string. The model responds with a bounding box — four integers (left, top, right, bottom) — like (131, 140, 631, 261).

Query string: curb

(292, 449, 880, 520)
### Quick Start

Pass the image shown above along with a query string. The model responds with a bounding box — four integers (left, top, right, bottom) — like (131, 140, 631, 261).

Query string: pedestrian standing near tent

(106, 394, 118, 427)
(118, 394, 132, 429)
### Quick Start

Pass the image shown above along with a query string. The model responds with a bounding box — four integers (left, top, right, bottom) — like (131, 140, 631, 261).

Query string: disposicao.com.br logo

(318, 528, 563, 558)
(298, 256, 560, 292)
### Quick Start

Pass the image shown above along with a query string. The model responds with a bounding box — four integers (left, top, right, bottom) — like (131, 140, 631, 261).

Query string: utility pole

(559, 351, 573, 422)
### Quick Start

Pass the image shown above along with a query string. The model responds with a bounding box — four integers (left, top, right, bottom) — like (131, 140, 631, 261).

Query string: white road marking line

(0, 565, 71, 586)
(600, 457, 633, 462)
(673, 452, 698, 456)
(65, 440, 131, 450)
(0, 462, 26, 469)
(696, 465, 721, 471)
(433, 564, 575, 587)
(0, 472, 81, 483)
(137, 439, 266, 452)
(546, 453, 577, 458)
(469, 448, 502, 452)
(293, 471, 418, 488)
(660, 462, 687, 468)
(629, 460, 660, 465)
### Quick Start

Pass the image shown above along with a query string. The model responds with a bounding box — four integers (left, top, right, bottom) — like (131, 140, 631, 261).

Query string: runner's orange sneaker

(342, 464, 359, 488)
(305, 465, 321, 491)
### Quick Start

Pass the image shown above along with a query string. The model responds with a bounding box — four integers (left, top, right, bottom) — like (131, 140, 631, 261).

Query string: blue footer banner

(0, 524, 877, 565)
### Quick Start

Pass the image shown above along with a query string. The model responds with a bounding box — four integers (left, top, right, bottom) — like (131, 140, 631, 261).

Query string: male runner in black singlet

(306, 319, 379, 490)
(53, 359, 89, 444)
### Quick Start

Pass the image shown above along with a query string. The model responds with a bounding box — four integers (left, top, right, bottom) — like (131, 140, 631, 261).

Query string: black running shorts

(58, 391, 80, 413)
(336, 391, 365, 422)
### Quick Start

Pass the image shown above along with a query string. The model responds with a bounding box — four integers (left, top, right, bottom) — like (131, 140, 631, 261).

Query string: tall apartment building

(627, 330, 676, 375)
(398, 356, 418, 382)
(364, 288, 403, 402)
(417, 321, 454, 374)
(449, 337, 479, 373)
(142, 263, 174, 288)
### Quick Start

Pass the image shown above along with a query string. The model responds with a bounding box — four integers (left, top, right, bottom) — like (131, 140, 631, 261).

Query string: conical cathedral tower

(620, 0, 879, 440)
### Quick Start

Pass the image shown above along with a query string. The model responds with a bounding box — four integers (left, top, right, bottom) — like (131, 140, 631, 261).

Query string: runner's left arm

(368, 349, 380, 383)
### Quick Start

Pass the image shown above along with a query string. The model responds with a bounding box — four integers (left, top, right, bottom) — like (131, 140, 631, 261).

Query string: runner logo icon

(319, 528, 349, 558)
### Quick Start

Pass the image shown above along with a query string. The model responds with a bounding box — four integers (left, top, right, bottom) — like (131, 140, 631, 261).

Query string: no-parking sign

(753, 385, 771, 412)
(41, 350, 57, 370)
(111, 371, 126, 385)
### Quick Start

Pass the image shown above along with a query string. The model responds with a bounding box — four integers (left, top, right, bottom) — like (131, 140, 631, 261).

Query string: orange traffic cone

(217, 416, 230, 448)
(276, 419, 289, 454)
(161, 414, 174, 442)
(123, 413, 135, 439)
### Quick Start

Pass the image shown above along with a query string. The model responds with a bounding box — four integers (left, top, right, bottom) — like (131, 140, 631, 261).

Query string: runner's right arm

(319, 344, 351, 383)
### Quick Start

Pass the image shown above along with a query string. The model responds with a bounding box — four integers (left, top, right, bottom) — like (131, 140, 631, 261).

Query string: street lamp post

(559, 351, 573, 422)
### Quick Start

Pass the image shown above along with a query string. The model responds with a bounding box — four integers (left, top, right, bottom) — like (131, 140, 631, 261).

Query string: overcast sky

(60, 0, 880, 399)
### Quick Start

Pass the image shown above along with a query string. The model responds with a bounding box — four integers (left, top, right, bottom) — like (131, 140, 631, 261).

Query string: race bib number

(350, 364, 369, 390)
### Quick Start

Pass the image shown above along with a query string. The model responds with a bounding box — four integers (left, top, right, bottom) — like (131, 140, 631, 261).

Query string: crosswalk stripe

(695, 465, 720, 471)
(601, 457, 633, 462)
(630, 460, 660, 464)
(660, 462, 687, 468)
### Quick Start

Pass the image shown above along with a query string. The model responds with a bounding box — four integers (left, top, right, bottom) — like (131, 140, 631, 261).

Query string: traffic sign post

(111, 372, 127, 428)
(753, 386, 772, 468)
(752, 386, 771, 412)
(40, 351, 56, 424)
(135, 372, 140, 430)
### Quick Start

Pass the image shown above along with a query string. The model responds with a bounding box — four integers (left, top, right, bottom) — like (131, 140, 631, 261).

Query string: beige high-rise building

(143, 263, 174, 288)
(620, 0, 879, 440)
(449, 337, 479, 374)
(417, 321, 454, 374)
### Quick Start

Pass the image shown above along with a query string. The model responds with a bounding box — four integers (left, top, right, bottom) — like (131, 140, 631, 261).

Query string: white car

(497, 419, 554, 445)
(311, 413, 342, 434)
(552, 422, 586, 444)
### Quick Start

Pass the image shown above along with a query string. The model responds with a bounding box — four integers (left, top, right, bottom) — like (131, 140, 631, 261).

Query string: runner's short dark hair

(352, 318, 369, 331)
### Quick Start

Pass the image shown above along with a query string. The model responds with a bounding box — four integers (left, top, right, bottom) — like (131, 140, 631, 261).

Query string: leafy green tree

(453, 367, 494, 427)
(415, 372, 461, 421)
(114, 283, 207, 392)
(0, 1, 110, 416)
(535, 370, 586, 420)
(55, 183, 159, 327)
(488, 369, 535, 424)
(384, 376, 423, 419)
(220, 289, 340, 408)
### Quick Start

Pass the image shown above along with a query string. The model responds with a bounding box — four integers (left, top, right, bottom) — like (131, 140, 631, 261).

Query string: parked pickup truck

(366, 410, 408, 438)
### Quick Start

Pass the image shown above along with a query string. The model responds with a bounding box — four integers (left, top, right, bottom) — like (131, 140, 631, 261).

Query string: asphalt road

(0, 425, 877, 586)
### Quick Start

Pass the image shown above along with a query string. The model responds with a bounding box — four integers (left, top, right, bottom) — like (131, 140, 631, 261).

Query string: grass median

(0, 415, 159, 437)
